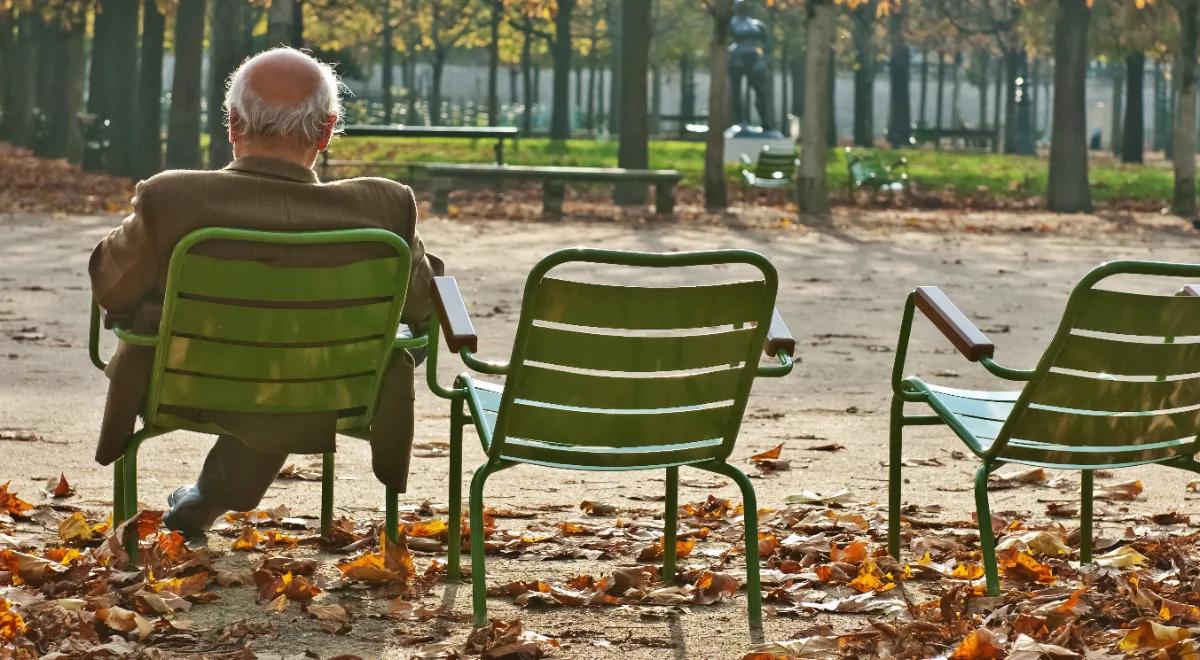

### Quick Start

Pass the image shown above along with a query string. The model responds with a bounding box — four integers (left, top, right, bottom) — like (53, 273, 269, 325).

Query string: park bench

(845, 147, 908, 194)
(888, 261, 1200, 596)
(911, 126, 995, 151)
(425, 163, 685, 217)
(423, 248, 796, 628)
(89, 227, 427, 557)
(319, 124, 519, 180)
(739, 145, 799, 197)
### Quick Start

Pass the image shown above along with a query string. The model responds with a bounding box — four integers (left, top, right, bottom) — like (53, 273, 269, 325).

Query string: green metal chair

(845, 147, 908, 194)
(88, 227, 427, 556)
(888, 260, 1200, 596)
(423, 248, 796, 627)
(739, 145, 800, 196)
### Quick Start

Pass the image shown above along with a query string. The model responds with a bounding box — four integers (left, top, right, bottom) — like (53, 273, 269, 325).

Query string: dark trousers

(196, 435, 290, 511)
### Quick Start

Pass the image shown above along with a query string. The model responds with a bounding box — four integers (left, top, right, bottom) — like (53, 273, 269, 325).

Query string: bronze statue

(728, 0, 776, 135)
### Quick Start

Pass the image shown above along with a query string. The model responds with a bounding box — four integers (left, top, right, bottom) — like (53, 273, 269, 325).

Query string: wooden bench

(425, 164, 684, 217)
(320, 125, 519, 179)
(911, 127, 995, 151)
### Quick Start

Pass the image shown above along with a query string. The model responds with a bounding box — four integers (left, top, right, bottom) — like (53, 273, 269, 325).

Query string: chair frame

(888, 260, 1200, 595)
(739, 146, 801, 198)
(423, 248, 796, 628)
(88, 227, 428, 556)
(845, 147, 909, 196)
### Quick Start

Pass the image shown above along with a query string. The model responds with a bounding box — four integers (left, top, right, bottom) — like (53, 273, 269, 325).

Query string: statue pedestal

(723, 126, 794, 164)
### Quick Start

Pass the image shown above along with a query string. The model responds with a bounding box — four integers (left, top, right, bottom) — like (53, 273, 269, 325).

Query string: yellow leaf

(1094, 545, 1148, 569)
(950, 628, 1004, 660)
(0, 598, 25, 641)
(1118, 621, 1190, 652)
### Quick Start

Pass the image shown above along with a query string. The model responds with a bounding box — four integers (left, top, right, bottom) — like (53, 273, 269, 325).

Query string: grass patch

(328, 136, 1176, 205)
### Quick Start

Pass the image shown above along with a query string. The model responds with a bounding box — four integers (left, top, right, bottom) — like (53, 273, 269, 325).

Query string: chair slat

(1053, 334, 1200, 377)
(504, 402, 732, 448)
(926, 390, 1015, 422)
(176, 255, 401, 301)
(998, 437, 1196, 468)
(1073, 289, 1200, 337)
(532, 278, 765, 329)
(1006, 406, 1200, 446)
(164, 336, 387, 380)
(1031, 371, 1200, 412)
(170, 299, 395, 344)
(157, 372, 377, 413)
(513, 364, 744, 409)
(500, 438, 725, 470)
(524, 325, 759, 372)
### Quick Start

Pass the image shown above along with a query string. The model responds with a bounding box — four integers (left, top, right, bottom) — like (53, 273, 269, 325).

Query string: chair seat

(742, 170, 793, 189)
(462, 376, 726, 471)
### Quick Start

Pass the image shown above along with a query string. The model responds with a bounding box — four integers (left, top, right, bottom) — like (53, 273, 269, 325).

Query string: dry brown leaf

(1118, 621, 1190, 652)
(0, 482, 34, 518)
(44, 473, 73, 498)
(949, 628, 1004, 660)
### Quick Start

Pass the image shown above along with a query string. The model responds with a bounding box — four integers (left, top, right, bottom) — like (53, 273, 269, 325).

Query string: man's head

(223, 47, 344, 167)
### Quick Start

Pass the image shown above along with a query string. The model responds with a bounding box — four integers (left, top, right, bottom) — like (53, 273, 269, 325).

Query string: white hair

(223, 47, 345, 144)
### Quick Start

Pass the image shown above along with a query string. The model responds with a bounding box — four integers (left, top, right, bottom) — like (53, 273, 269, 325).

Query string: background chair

(424, 248, 796, 628)
(740, 145, 800, 198)
(888, 260, 1200, 595)
(88, 227, 427, 556)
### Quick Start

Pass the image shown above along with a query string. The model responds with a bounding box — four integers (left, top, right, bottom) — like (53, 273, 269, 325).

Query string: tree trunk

(1172, 0, 1198, 218)
(106, 0, 139, 176)
(291, 0, 304, 47)
(83, 6, 112, 169)
(887, 5, 911, 147)
(33, 15, 51, 154)
(615, 0, 650, 205)
(486, 0, 500, 126)
(779, 46, 789, 134)
(992, 56, 1002, 152)
(166, 0, 205, 169)
(510, 64, 518, 104)
(703, 0, 733, 210)
(679, 53, 695, 136)
(977, 50, 990, 128)
(1110, 62, 1123, 154)
(587, 58, 597, 131)
(44, 11, 85, 160)
(1003, 48, 1018, 153)
(267, 0, 296, 47)
(381, 0, 393, 123)
(520, 28, 533, 134)
(1046, 0, 1092, 213)
(797, 0, 834, 221)
(851, 1, 876, 146)
(1121, 52, 1145, 163)
(132, 0, 165, 179)
(607, 0, 621, 134)
(0, 9, 11, 140)
(950, 51, 961, 128)
(1029, 58, 1039, 135)
(934, 51, 945, 131)
(650, 65, 661, 136)
(918, 45, 928, 127)
(791, 56, 804, 128)
(208, 0, 244, 169)
(827, 53, 837, 147)
(1154, 58, 1168, 151)
(430, 49, 445, 126)
(549, 0, 575, 139)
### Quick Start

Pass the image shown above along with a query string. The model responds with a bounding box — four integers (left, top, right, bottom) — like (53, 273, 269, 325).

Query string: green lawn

(328, 136, 1174, 205)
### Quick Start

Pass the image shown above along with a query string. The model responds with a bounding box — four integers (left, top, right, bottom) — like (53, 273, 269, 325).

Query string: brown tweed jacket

(88, 156, 436, 491)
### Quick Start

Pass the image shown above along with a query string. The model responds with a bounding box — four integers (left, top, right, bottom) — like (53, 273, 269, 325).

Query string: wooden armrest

(1180, 284, 1200, 297)
(431, 276, 478, 353)
(764, 308, 795, 357)
(913, 286, 994, 362)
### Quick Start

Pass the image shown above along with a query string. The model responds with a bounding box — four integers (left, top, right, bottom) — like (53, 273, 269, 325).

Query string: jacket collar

(225, 156, 320, 184)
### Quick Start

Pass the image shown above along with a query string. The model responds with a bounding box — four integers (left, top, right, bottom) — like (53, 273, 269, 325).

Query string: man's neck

(233, 143, 319, 169)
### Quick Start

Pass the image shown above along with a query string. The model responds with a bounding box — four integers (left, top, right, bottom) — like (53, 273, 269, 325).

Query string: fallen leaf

(0, 598, 25, 641)
(751, 444, 784, 461)
(1118, 621, 1190, 652)
(0, 482, 33, 518)
(989, 467, 1047, 489)
(950, 628, 1004, 660)
(43, 473, 73, 498)
(1006, 634, 1081, 660)
(1093, 545, 1148, 569)
(1097, 480, 1144, 501)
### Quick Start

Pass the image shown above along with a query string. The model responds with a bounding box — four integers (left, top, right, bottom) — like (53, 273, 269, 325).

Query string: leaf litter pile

(5, 457, 1200, 658)
(0, 144, 133, 215)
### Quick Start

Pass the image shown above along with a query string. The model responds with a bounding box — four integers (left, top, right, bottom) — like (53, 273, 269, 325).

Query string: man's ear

(227, 109, 242, 145)
(315, 114, 336, 152)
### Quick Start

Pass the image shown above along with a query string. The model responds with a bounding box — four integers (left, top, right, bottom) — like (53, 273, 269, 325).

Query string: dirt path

(1, 208, 1197, 658)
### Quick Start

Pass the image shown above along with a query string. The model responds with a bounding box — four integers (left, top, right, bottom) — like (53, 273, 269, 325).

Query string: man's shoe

(163, 484, 224, 543)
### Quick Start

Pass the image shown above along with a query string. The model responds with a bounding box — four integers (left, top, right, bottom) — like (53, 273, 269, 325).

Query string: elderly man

(89, 48, 436, 540)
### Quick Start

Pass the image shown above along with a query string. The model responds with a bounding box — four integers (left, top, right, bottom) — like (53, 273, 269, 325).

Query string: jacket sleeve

(399, 184, 437, 326)
(89, 180, 159, 314)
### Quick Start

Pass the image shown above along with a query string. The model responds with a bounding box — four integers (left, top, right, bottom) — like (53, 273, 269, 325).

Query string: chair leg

(1080, 469, 1094, 563)
(113, 456, 126, 525)
(385, 486, 399, 544)
(974, 462, 1000, 596)
(447, 398, 465, 582)
(662, 467, 679, 584)
(701, 462, 762, 629)
(468, 464, 495, 627)
(121, 430, 150, 565)
(887, 395, 904, 560)
(321, 452, 335, 536)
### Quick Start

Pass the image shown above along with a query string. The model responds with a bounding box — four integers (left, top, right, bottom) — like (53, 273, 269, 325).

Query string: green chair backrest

(753, 146, 797, 181)
(144, 227, 412, 433)
(486, 249, 779, 470)
(994, 260, 1200, 468)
